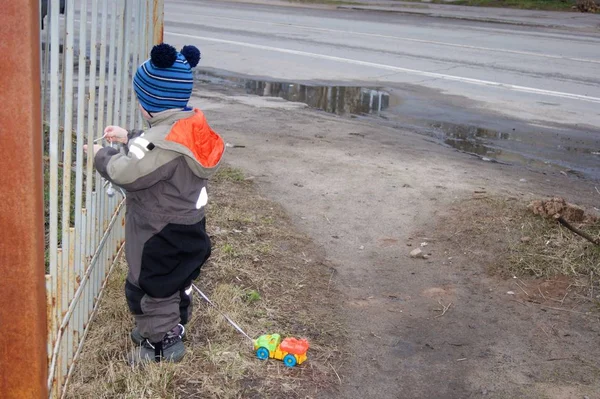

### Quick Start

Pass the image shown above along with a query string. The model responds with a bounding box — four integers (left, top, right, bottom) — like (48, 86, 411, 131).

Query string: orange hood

(165, 108, 224, 169)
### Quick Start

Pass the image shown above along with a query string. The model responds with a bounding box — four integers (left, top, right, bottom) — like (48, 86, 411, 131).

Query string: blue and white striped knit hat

(133, 43, 201, 113)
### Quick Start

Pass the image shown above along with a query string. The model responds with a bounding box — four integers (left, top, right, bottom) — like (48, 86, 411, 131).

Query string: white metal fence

(41, 0, 163, 397)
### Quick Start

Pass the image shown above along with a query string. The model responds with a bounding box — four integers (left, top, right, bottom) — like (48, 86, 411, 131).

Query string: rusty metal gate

(41, 0, 163, 397)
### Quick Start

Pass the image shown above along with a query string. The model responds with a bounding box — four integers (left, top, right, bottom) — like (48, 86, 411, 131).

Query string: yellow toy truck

(254, 333, 309, 367)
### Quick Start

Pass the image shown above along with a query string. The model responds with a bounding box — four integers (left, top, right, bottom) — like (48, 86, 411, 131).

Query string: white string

(93, 133, 107, 143)
(191, 283, 254, 343)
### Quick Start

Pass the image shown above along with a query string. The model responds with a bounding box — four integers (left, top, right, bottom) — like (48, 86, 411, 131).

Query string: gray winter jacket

(94, 108, 225, 290)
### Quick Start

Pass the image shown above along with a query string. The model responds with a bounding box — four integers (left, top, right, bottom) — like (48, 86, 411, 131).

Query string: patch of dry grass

(505, 208, 600, 281)
(439, 196, 600, 288)
(66, 166, 344, 398)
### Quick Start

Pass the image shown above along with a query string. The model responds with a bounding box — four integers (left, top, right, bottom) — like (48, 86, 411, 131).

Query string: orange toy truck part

(280, 337, 309, 355)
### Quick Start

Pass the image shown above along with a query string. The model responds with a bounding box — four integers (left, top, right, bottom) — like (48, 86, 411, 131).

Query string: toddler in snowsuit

(87, 43, 224, 364)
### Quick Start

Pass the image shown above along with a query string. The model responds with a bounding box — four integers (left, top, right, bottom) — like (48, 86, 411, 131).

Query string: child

(84, 43, 224, 364)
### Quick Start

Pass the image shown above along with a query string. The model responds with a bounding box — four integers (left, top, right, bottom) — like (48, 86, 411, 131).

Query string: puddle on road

(429, 122, 510, 157)
(426, 121, 598, 178)
(196, 70, 391, 115)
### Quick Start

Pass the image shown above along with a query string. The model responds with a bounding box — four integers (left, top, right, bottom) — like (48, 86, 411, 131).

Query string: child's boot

(130, 323, 186, 345)
(128, 324, 186, 365)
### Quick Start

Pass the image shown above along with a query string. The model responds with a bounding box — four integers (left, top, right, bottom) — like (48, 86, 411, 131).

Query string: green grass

(213, 166, 246, 183)
(221, 242, 237, 257)
(245, 289, 262, 304)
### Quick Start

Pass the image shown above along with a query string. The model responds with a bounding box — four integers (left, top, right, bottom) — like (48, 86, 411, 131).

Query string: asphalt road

(163, 0, 600, 179)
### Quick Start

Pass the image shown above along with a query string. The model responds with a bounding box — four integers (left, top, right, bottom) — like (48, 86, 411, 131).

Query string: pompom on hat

(133, 43, 201, 113)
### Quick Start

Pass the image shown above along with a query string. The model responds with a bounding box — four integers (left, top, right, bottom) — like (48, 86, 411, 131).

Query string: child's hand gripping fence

(93, 135, 125, 198)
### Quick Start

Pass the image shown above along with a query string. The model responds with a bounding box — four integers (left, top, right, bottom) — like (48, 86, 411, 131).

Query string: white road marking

(165, 31, 600, 104)
(528, 123, 562, 130)
(166, 12, 600, 65)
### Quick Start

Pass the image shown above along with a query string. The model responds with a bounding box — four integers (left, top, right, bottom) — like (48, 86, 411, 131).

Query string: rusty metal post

(0, 0, 48, 397)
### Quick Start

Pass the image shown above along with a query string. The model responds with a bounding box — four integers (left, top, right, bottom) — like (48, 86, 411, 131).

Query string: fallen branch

(559, 283, 573, 305)
(327, 269, 335, 292)
(329, 363, 342, 385)
(510, 299, 528, 307)
(537, 287, 547, 301)
(514, 281, 530, 297)
(538, 304, 590, 316)
(557, 216, 600, 247)
(435, 300, 452, 318)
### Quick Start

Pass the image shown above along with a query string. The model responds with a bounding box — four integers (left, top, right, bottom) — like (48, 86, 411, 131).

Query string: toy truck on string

(254, 334, 309, 367)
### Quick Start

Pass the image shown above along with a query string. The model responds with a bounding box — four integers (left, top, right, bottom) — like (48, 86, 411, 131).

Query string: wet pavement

(197, 69, 600, 181)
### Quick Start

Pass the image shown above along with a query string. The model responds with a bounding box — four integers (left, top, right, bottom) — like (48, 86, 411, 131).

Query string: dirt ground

(188, 85, 600, 399)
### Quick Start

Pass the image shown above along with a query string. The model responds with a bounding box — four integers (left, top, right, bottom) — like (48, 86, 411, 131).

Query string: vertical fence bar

(61, 0, 76, 384)
(153, 0, 165, 45)
(81, 214, 89, 327)
(78, 207, 87, 344)
(146, 0, 154, 60)
(47, 8, 60, 394)
(103, 200, 109, 283)
(114, 0, 126, 125)
(100, 190, 106, 290)
(91, 192, 99, 307)
(52, 363, 60, 399)
(137, 0, 147, 127)
(101, 192, 108, 286)
(101, 0, 118, 300)
(57, 249, 67, 389)
(98, 194, 105, 289)
(69, 232, 77, 368)
(129, 0, 139, 125)
(58, 0, 66, 158)
(137, 0, 146, 128)
(48, 0, 61, 347)
(40, 0, 51, 126)
(138, 0, 144, 129)
(94, 0, 109, 255)
(86, 0, 100, 324)
(45, 274, 54, 372)
(72, 0, 88, 374)
(106, 0, 119, 126)
(0, 1, 47, 396)
(103, 191, 110, 282)
(99, 193, 105, 307)
(67, 227, 75, 369)
(120, 1, 132, 128)
(97, 0, 109, 140)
